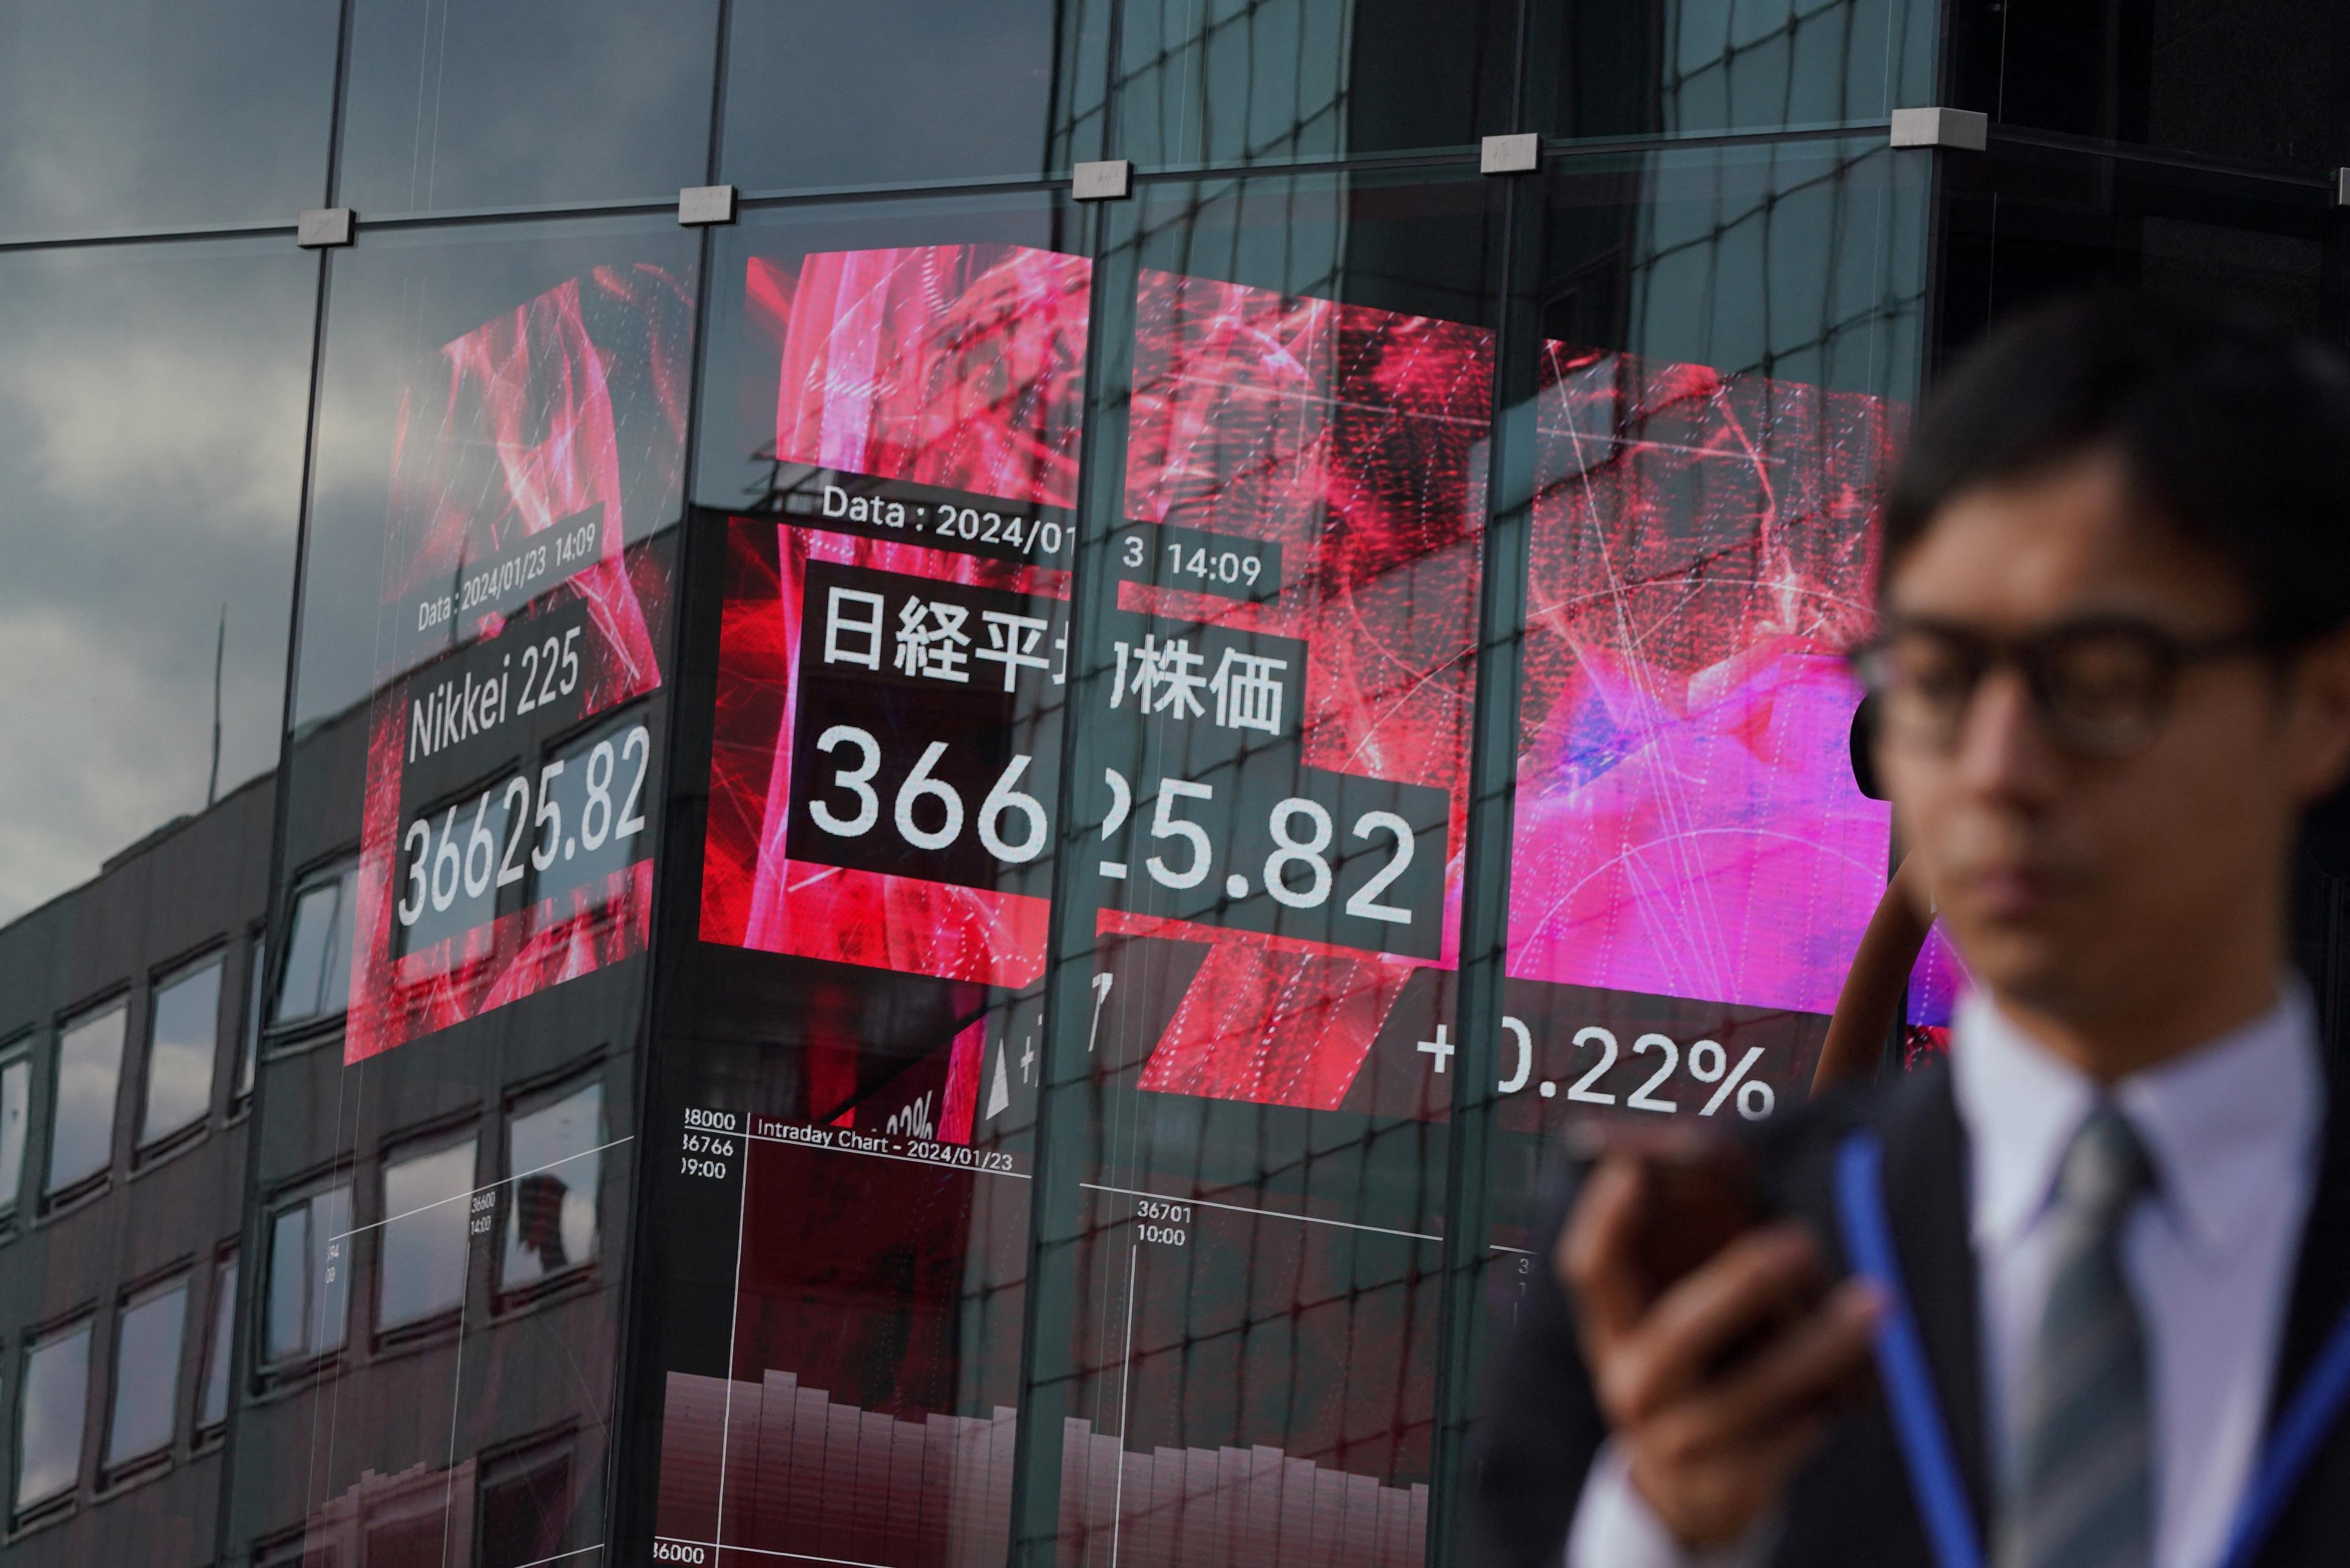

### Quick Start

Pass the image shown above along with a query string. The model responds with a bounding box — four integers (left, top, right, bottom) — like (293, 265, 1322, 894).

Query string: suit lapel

(1878, 1062, 1996, 1546)
(2269, 1059, 2350, 1421)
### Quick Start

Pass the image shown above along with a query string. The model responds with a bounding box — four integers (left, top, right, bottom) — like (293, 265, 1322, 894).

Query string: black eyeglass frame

(1844, 613, 2294, 758)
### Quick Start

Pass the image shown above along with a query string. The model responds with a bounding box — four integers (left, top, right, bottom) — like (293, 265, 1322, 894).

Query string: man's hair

(1882, 292, 2350, 640)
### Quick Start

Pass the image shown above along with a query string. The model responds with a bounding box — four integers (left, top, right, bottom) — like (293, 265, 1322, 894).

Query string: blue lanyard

(1835, 1130, 2350, 1568)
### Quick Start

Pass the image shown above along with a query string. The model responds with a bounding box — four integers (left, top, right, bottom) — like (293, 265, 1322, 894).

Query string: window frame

(135, 944, 228, 1161)
(0, 1032, 30, 1229)
(373, 1121, 482, 1346)
(12, 1312, 94, 1528)
(231, 927, 265, 1113)
(256, 1172, 355, 1384)
(193, 1244, 239, 1445)
(97, 1265, 193, 1488)
(41, 995, 130, 1212)
(269, 856, 359, 1044)
(494, 1062, 609, 1310)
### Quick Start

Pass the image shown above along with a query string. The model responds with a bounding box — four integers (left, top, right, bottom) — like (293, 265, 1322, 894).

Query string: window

(263, 1184, 351, 1365)
(477, 1435, 575, 1568)
(501, 1082, 602, 1293)
(15, 1321, 91, 1517)
(141, 956, 223, 1147)
(103, 1275, 188, 1472)
(236, 939, 263, 1101)
(196, 1252, 236, 1434)
(378, 1135, 477, 1332)
(0, 1046, 27, 1214)
(275, 862, 357, 1028)
(45, 1003, 126, 1197)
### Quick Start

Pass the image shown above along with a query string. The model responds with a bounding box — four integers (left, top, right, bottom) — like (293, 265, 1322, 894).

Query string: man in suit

(1472, 293, 2350, 1568)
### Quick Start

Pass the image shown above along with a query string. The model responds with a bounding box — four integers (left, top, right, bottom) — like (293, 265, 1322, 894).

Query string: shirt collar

(1950, 980, 2322, 1261)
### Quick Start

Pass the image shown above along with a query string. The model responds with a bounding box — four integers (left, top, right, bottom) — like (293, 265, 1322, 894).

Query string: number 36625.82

(395, 724, 651, 927)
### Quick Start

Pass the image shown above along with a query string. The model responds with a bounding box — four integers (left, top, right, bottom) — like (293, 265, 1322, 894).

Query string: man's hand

(1558, 1154, 1880, 1550)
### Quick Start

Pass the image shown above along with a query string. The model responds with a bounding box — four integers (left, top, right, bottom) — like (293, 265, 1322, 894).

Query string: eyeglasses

(1846, 614, 2281, 758)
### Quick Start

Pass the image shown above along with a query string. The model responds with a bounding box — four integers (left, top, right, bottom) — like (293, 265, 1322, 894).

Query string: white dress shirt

(1567, 984, 2324, 1568)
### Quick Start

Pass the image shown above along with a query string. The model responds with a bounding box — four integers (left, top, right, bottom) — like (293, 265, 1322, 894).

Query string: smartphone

(1628, 1139, 1768, 1302)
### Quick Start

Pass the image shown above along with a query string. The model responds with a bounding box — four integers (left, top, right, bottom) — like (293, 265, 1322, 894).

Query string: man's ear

(2286, 626, 2350, 804)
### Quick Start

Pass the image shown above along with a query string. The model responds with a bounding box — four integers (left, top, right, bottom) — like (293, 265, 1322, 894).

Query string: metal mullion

(1424, 160, 1549, 1567)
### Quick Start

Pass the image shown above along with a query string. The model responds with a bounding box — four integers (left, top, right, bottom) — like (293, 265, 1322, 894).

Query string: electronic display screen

(646, 195, 1901, 1568)
(656, 239, 1088, 1566)
(1491, 342, 1898, 1133)
(346, 264, 692, 1062)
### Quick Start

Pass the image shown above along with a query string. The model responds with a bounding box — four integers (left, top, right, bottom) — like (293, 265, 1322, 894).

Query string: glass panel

(0, 0, 336, 239)
(311, 1185, 352, 1354)
(0, 1054, 26, 1211)
(276, 864, 357, 1027)
(1114, 0, 1514, 166)
(239, 942, 263, 1098)
(143, 957, 223, 1143)
(231, 215, 678, 1568)
(15, 1323, 91, 1512)
(47, 1004, 126, 1194)
(1533, 0, 1938, 139)
(1016, 165, 1504, 1566)
(642, 190, 1091, 1566)
(1947, 0, 2337, 167)
(502, 1082, 602, 1290)
(378, 1137, 478, 1329)
(105, 1279, 190, 1466)
(0, 239, 315, 924)
(200, 1255, 239, 1431)
(720, 0, 1111, 193)
(266, 1205, 311, 1362)
(338, 0, 720, 217)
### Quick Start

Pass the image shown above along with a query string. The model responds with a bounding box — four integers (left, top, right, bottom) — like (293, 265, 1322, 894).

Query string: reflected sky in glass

(338, 0, 717, 215)
(0, 1055, 26, 1209)
(16, 1323, 91, 1509)
(143, 957, 222, 1144)
(200, 1255, 237, 1430)
(0, 0, 335, 239)
(47, 1004, 125, 1193)
(379, 1137, 476, 1327)
(0, 240, 314, 924)
(105, 1279, 188, 1466)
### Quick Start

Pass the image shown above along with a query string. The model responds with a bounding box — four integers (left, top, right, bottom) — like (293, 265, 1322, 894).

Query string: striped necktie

(2000, 1103, 2157, 1568)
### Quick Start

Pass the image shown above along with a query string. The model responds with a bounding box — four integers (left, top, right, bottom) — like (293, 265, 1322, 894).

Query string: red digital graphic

(1097, 269, 1493, 1113)
(347, 264, 693, 1062)
(702, 243, 1091, 992)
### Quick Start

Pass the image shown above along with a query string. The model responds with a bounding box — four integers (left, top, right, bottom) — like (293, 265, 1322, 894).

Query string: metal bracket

(1480, 133, 1540, 176)
(296, 208, 355, 248)
(1889, 107, 1988, 152)
(1072, 160, 1133, 201)
(678, 185, 738, 225)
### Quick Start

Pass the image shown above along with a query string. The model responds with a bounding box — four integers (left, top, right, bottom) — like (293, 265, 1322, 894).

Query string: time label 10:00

(804, 726, 1416, 925)
(394, 723, 651, 927)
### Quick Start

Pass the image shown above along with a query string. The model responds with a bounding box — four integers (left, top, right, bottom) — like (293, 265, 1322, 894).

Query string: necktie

(2001, 1103, 2157, 1568)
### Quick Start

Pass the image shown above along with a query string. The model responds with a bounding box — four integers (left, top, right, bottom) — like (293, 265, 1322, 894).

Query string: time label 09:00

(394, 723, 652, 927)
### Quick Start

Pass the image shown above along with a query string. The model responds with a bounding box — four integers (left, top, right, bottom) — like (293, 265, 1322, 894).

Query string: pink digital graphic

(348, 264, 693, 1062)
(1504, 345, 1898, 1020)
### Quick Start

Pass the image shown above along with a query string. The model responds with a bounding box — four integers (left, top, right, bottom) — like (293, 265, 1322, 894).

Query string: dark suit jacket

(1469, 1058, 2350, 1568)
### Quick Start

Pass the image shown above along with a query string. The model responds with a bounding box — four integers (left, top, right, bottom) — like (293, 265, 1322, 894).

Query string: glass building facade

(2, 3, 2348, 1564)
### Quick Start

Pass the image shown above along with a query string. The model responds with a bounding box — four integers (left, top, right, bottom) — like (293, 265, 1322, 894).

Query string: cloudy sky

(0, 241, 315, 923)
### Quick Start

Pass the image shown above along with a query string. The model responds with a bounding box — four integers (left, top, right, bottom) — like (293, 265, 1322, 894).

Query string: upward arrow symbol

(986, 1043, 1012, 1121)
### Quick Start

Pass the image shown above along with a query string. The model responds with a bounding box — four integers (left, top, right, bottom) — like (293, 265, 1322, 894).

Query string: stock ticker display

(631, 233, 1900, 1568)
